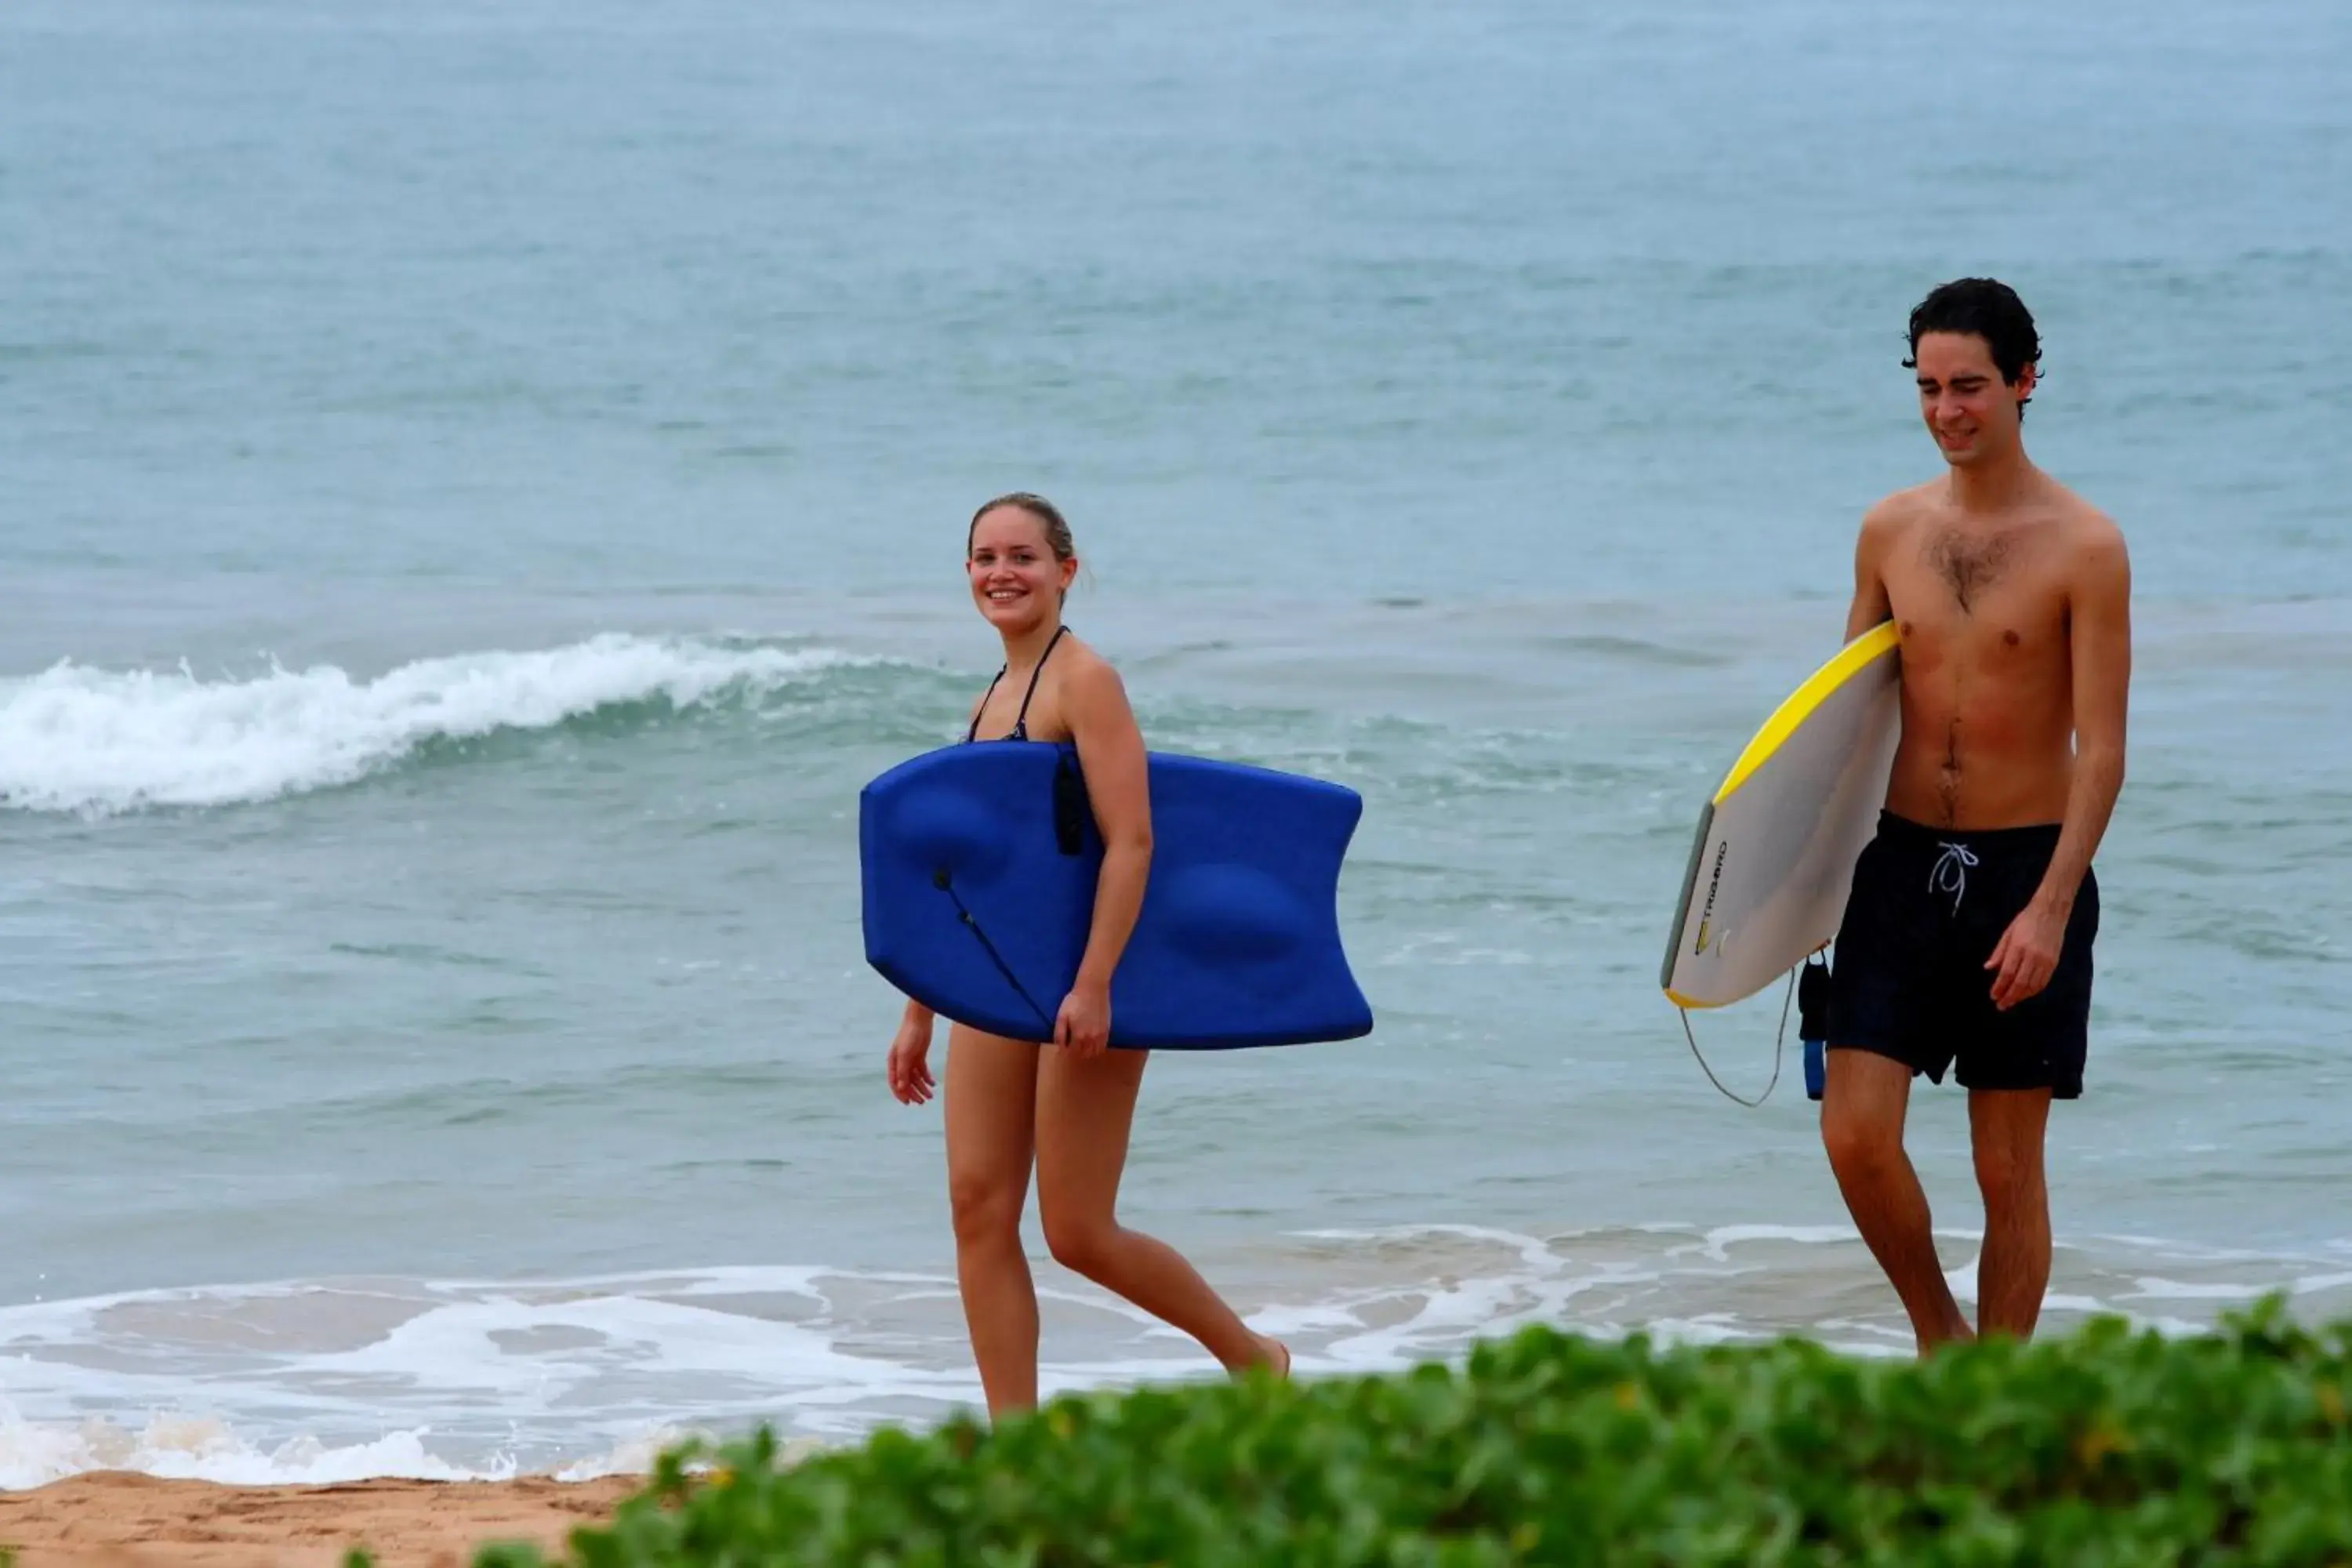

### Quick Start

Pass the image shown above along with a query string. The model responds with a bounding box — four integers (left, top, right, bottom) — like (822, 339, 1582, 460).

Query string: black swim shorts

(1825, 811, 2100, 1098)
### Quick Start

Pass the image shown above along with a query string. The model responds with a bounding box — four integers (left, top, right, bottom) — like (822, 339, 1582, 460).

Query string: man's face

(1914, 331, 2033, 466)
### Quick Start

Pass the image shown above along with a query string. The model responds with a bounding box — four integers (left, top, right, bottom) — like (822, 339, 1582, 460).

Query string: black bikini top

(964, 624, 1069, 743)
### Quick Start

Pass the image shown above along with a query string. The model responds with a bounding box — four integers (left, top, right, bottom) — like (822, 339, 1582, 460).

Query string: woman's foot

(1239, 1333, 1290, 1381)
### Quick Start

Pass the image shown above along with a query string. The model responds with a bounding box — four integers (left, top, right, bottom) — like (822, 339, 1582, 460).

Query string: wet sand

(0, 1472, 641, 1567)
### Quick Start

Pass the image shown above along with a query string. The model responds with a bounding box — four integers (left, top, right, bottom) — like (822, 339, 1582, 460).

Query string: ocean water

(4, 0, 2350, 1486)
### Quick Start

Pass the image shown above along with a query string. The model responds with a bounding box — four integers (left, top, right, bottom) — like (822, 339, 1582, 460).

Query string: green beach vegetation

(369, 1296, 2352, 1566)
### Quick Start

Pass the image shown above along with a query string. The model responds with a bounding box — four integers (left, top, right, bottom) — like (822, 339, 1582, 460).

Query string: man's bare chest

(1886, 523, 2070, 669)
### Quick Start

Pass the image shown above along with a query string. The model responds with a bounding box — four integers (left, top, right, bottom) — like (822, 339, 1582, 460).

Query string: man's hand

(1986, 898, 2069, 1011)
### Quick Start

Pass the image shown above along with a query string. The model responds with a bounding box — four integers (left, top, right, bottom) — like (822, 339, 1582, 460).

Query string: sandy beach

(0, 1474, 641, 1568)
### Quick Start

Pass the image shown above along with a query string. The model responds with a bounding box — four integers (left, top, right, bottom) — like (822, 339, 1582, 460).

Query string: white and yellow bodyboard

(1661, 622, 1902, 1010)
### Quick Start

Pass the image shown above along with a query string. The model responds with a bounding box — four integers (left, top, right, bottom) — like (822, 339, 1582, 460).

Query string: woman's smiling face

(967, 503, 1076, 632)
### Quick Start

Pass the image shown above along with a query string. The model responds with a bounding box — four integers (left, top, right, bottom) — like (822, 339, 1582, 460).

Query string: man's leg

(1969, 1087, 2054, 1341)
(1821, 1047, 1973, 1354)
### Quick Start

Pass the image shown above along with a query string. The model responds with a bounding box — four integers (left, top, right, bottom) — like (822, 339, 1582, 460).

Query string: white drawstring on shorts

(1929, 841, 1979, 914)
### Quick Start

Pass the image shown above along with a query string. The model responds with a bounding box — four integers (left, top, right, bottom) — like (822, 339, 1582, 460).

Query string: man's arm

(2035, 523, 2132, 914)
(1845, 503, 1896, 641)
(1986, 519, 2131, 1010)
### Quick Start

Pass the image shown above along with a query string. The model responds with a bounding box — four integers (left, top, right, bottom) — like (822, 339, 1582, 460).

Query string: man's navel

(1936, 718, 1964, 827)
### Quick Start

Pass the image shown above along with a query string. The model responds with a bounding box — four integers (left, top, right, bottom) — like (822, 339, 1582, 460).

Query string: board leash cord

(931, 868, 1057, 1036)
(1679, 964, 1796, 1108)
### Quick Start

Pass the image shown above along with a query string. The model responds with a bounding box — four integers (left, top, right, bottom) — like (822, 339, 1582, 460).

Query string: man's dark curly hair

(1904, 278, 2042, 414)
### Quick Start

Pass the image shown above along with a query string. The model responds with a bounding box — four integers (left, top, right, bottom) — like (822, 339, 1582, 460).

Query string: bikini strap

(964, 666, 1007, 743)
(964, 624, 1069, 742)
(1007, 625, 1069, 740)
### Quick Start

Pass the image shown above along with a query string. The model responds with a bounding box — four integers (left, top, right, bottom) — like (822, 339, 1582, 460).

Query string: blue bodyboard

(859, 742, 1374, 1050)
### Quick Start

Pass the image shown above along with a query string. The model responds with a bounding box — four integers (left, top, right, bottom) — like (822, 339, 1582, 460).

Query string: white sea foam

(0, 1402, 499, 1491)
(2, 1229, 2345, 1488)
(0, 635, 865, 815)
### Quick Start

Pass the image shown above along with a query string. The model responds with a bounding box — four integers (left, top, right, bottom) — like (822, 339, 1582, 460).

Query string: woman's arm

(1054, 657, 1152, 1054)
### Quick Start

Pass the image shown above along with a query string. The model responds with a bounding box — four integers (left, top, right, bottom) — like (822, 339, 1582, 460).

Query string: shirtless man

(1821, 278, 2132, 1354)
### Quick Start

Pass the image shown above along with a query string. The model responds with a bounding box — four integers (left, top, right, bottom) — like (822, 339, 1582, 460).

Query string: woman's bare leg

(944, 1025, 1042, 1416)
(1034, 1047, 1286, 1377)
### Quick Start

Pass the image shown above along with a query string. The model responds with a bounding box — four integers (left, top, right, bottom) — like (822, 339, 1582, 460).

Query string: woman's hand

(1054, 981, 1113, 1061)
(887, 1011, 937, 1104)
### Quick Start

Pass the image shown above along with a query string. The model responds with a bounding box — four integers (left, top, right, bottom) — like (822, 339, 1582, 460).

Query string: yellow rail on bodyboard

(1713, 621, 1900, 805)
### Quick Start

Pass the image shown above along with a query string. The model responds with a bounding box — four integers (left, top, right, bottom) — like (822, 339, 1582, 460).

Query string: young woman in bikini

(883, 492, 1290, 1417)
